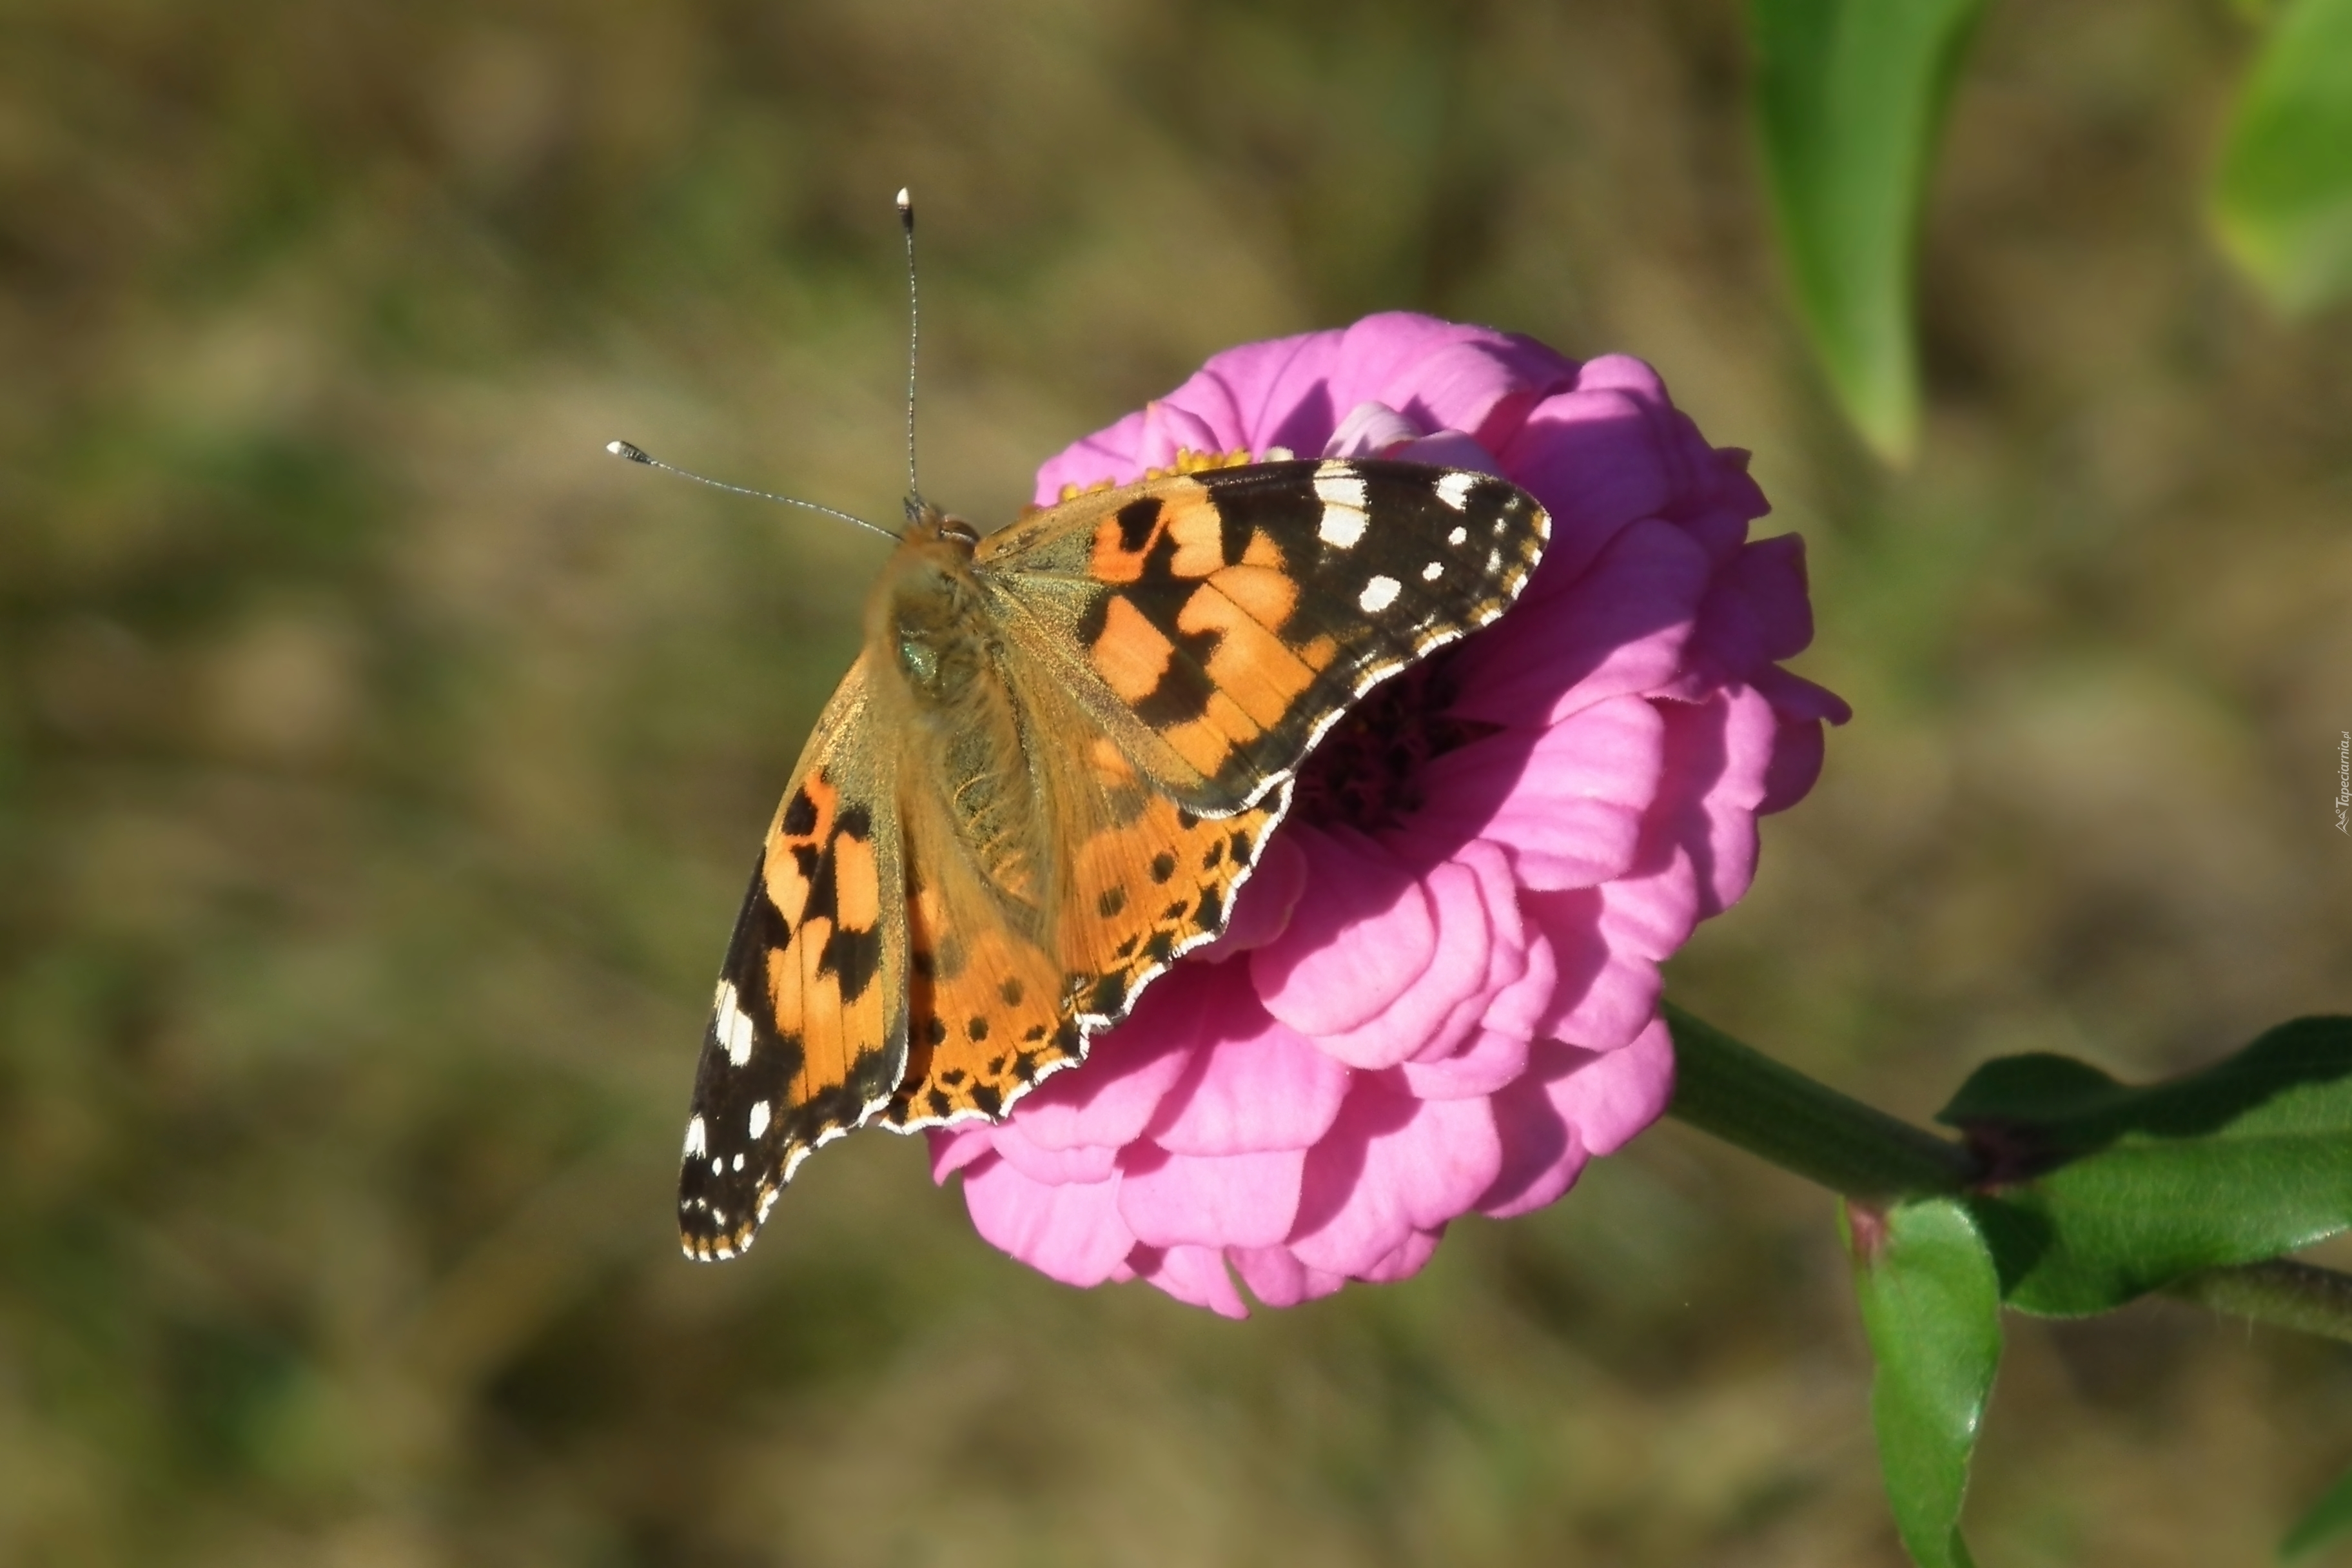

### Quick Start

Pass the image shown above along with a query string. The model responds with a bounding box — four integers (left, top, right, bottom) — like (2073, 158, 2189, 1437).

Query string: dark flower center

(1291, 648, 1500, 832)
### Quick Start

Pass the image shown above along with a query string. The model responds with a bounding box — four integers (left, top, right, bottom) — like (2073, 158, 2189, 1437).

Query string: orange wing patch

(881, 736, 1280, 1130)
(1082, 497, 1339, 789)
(680, 732, 906, 1259)
(1058, 779, 1281, 1026)
(884, 872, 1077, 1128)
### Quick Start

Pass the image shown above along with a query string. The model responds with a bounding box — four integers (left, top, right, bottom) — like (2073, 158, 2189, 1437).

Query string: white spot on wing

(683, 1115, 708, 1159)
(748, 1100, 771, 1140)
(1436, 471, 1479, 511)
(1313, 460, 1369, 510)
(1315, 462, 1369, 548)
(1359, 575, 1402, 612)
(1447, 525, 1467, 546)
(1421, 561, 1444, 581)
(714, 979, 756, 1067)
(732, 1153, 745, 1171)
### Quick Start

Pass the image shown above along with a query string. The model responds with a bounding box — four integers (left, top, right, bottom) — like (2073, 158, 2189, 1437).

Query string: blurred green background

(5, 1, 2351, 1563)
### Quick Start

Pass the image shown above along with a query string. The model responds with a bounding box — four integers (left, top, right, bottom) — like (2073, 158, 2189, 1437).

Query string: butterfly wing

(881, 457, 1548, 1128)
(879, 722, 1286, 1132)
(678, 660, 910, 1259)
(979, 458, 1550, 814)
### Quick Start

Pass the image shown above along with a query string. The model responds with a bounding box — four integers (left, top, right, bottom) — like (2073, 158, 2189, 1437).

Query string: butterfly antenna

(604, 439, 898, 542)
(898, 187, 927, 522)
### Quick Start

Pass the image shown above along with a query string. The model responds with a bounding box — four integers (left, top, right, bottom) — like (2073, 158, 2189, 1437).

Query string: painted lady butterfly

(675, 452, 1551, 1260)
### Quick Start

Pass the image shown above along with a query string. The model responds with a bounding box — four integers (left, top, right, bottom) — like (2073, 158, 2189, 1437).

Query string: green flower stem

(2167, 1259, 2352, 1348)
(1661, 1004, 2352, 1346)
(1662, 1003, 1979, 1202)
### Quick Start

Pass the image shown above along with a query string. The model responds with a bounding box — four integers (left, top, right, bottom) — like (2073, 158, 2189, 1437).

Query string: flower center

(1291, 649, 1499, 832)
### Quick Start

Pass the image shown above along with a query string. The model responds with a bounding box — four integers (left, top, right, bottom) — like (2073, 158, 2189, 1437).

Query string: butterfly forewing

(678, 665, 910, 1259)
(983, 458, 1549, 813)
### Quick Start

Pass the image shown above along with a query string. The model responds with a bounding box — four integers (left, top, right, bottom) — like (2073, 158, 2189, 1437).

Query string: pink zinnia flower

(928, 312, 1849, 1317)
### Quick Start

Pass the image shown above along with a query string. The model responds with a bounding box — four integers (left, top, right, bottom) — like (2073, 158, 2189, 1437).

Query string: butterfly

(678, 451, 1551, 1259)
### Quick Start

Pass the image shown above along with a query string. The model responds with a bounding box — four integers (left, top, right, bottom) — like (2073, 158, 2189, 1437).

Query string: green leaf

(2282, 1463, 2352, 1562)
(1749, 0, 1986, 463)
(1847, 1197, 2001, 1568)
(2213, 0, 2352, 314)
(1940, 1017, 2352, 1315)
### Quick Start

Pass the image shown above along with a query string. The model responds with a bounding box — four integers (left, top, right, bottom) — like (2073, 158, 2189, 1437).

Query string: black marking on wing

(1179, 459, 1549, 800)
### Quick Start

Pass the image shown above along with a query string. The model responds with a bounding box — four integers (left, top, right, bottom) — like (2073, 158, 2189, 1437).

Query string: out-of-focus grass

(2, 1, 2348, 1564)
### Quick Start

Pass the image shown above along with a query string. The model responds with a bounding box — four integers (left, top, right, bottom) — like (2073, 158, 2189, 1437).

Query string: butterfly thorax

(872, 505, 985, 707)
(868, 503, 1052, 921)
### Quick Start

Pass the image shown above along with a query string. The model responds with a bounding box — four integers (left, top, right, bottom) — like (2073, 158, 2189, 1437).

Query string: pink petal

(1560, 1015, 1678, 1155)
(1651, 686, 1779, 917)
(1386, 430, 1509, 476)
(1117, 1144, 1306, 1250)
(1287, 1079, 1501, 1275)
(1478, 919, 1560, 1041)
(1358, 1227, 1443, 1284)
(1754, 666, 1853, 816)
(1525, 852, 1698, 1055)
(1135, 1244, 1251, 1319)
(1231, 1244, 1348, 1309)
(1453, 519, 1710, 727)
(1144, 978, 1353, 1154)
(1739, 533, 1818, 663)
(1313, 315, 1575, 450)
(1265, 852, 1498, 1070)
(1499, 388, 1678, 583)
(1405, 840, 1532, 1061)
(1036, 315, 1582, 501)
(1166, 328, 1354, 462)
(1369, 333, 1580, 451)
(1478, 1064, 1588, 1220)
(961, 1157, 1135, 1286)
(988, 1121, 1122, 1184)
(1477, 1022, 1676, 1220)
(1571, 353, 1669, 401)
(928, 1124, 997, 1181)
(1404, 697, 1664, 891)
(1675, 534, 1821, 696)
(1327, 401, 1425, 456)
(1760, 711, 1828, 820)
(1001, 972, 1206, 1152)
(1034, 399, 1233, 499)
(1195, 832, 1307, 960)
(1250, 828, 1436, 1038)
(1397, 1027, 1530, 1099)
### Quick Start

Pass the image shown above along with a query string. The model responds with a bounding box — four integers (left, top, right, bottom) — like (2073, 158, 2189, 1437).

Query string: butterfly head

(902, 496, 979, 549)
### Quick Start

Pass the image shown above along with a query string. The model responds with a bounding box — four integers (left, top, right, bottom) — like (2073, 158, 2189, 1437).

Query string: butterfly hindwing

(678, 663, 909, 1260)
(1044, 732, 1285, 1028)
(880, 730, 1284, 1132)
(880, 773, 1077, 1129)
